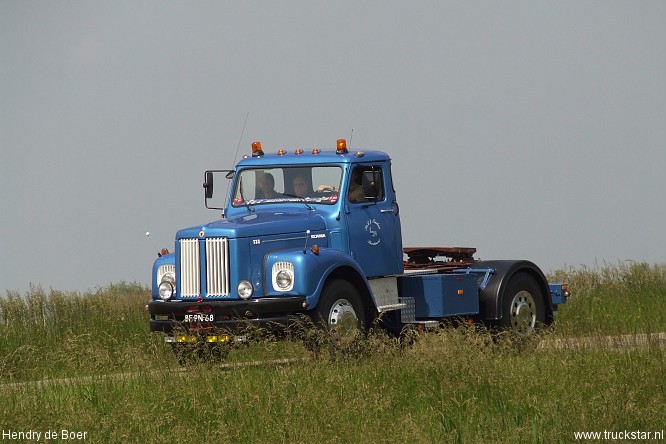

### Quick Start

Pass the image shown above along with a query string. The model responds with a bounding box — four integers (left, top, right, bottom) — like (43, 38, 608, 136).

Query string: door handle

(380, 209, 394, 213)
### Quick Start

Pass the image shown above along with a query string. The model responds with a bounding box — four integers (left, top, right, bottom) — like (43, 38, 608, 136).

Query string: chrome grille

(157, 264, 175, 284)
(179, 237, 230, 298)
(180, 239, 200, 297)
(206, 238, 230, 296)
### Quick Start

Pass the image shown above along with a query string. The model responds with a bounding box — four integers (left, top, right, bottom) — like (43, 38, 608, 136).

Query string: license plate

(183, 313, 214, 323)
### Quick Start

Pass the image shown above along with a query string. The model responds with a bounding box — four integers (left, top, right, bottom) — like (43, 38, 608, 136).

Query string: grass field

(1, 262, 664, 443)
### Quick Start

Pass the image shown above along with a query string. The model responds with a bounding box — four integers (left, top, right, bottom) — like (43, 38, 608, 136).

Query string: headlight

(237, 280, 253, 299)
(276, 270, 293, 289)
(272, 261, 294, 291)
(158, 272, 175, 300)
(157, 264, 175, 286)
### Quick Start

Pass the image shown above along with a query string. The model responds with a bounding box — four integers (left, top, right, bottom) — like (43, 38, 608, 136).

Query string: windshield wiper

(240, 199, 254, 213)
(282, 194, 314, 211)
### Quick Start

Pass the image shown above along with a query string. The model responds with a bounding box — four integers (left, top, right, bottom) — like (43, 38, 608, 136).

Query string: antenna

(147, 231, 170, 257)
(145, 231, 159, 257)
(225, 112, 250, 203)
(349, 128, 354, 149)
(232, 112, 250, 166)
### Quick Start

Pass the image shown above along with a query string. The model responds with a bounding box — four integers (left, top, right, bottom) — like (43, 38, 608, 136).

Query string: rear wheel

(500, 272, 545, 336)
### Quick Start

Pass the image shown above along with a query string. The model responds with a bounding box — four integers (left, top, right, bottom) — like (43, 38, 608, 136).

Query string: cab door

(345, 164, 403, 277)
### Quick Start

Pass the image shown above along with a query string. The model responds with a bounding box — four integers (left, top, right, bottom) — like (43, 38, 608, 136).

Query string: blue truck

(148, 139, 569, 345)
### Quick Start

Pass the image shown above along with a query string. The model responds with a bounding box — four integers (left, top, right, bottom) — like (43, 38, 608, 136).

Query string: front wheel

(315, 279, 366, 334)
(499, 272, 545, 336)
(303, 279, 367, 357)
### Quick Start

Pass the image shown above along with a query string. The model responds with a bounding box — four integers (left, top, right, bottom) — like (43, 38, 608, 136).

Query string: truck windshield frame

(231, 165, 343, 207)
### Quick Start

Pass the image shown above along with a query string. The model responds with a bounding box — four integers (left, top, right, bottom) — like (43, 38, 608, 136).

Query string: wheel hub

(510, 290, 536, 335)
(328, 298, 358, 333)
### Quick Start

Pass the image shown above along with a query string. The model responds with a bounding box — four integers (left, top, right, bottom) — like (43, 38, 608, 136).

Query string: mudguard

(473, 260, 553, 323)
(151, 253, 175, 299)
(264, 247, 371, 309)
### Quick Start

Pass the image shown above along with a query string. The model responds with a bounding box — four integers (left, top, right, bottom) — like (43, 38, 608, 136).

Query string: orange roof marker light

(251, 141, 264, 157)
(312, 148, 320, 155)
(277, 149, 286, 156)
(294, 149, 303, 155)
(336, 139, 348, 154)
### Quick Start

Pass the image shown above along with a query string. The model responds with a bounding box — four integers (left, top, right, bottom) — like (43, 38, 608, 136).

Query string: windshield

(232, 165, 342, 206)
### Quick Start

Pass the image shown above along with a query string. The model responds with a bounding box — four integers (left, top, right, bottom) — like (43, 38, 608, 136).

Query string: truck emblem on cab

(365, 219, 381, 246)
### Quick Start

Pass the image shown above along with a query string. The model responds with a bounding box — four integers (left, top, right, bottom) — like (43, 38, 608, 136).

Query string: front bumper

(147, 296, 309, 334)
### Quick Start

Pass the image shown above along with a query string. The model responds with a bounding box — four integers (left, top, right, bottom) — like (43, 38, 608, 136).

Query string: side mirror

(362, 171, 382, 200)
(203, 169, 234, 210)
(204, 171, 214, 199)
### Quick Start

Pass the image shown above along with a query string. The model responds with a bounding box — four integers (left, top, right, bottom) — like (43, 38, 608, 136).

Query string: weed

(0, 264, 664, 442)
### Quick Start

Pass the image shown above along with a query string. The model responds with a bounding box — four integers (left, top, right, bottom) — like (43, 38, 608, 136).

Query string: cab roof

(235, 149, 391, 168)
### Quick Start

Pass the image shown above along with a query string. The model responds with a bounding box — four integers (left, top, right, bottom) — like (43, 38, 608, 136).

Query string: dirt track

(0, 358, 305, 390)
(537, 332, 666, 351)
(2, 333, 664, 390)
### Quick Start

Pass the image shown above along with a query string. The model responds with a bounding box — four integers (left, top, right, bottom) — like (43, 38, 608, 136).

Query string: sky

(2, 1, 665, 294)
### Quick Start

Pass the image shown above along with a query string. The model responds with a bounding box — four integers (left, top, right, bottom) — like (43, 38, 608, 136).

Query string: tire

(315, 279, 366, 334)
(499, 272, 545, 336)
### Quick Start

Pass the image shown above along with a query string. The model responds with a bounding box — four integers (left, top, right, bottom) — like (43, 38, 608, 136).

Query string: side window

(349, 166, 384, 203)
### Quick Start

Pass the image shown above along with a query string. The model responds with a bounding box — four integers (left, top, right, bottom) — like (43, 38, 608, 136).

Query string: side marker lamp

(311, 245, 320, 255)
(562, 284, 571, 298)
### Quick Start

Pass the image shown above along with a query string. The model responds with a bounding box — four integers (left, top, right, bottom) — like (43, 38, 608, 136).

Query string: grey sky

(2, 1, 665, 293)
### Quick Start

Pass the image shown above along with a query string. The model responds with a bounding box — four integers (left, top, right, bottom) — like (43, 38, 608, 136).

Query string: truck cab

(149, 139, 569, 343)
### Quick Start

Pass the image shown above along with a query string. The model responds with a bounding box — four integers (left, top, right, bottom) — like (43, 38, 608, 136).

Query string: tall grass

(1, 329, 663, 443)
(0, 264, 664, 443)
(0, 283, 166, 382)
(549, 261, 666, 336)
